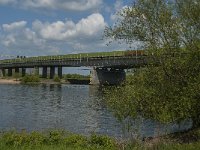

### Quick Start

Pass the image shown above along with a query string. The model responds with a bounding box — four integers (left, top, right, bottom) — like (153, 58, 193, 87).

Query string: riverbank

(0, 128, 200, 150)
(0, 78, 90, 85)
(0, 78, 20, 84)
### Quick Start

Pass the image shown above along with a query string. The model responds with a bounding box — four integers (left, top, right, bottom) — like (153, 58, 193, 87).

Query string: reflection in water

(0, 84, 191, 138)
(0, 84, 122, 137)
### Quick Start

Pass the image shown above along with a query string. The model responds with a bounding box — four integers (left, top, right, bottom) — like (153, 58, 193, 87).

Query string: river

(0, 84, 191, 138)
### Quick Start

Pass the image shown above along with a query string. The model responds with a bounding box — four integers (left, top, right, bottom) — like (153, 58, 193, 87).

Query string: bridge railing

(0, 51, 146, 66)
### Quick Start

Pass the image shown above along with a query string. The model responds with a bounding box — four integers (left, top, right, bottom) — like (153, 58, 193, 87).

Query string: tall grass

(0, 130, 200, 150)
(0, 130, 117, 150)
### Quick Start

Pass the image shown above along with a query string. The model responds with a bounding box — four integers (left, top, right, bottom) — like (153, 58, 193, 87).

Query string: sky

(0, 0, 136, 58)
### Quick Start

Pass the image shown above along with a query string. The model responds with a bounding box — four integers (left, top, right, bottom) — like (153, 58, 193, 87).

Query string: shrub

(21, 75, 40, 83)
(89, 134, 115, 149)
(53, 75, 61, 82)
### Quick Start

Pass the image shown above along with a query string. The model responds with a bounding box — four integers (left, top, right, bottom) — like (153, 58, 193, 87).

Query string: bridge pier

(0, 68, 5, 77)
(42, 66, 48, 78)
(15, 68, 19, 74)
(90, 67, 126, 85)
(50, 66, 55, 79)
(8, 68, 13, 77)
(22, 68, 26, 77)
(58, 67, 62, 79)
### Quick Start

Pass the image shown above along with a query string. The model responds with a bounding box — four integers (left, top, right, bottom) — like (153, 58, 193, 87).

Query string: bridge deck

(0, 56, 147, 69)
(0, 50, 147, 69)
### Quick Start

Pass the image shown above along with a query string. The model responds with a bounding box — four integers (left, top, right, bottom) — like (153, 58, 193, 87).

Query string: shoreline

(0, 78, 90, 85)
(0, 78, 21, 84)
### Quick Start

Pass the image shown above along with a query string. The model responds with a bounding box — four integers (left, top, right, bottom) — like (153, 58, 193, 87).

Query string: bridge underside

(90, 67, 126, 85)
(0, 66, 128, 85)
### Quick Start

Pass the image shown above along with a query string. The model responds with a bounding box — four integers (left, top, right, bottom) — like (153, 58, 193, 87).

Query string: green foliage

(64, 74, 90, 80)
(1, 130, 200, 150)
(13, 73, 21, 81)
(89, 134, 115, 149)
(104, 0, 200, 130)
(21, 75, 40, 83)
(53, 75, 61, 82)
(0, 131, 117, 150)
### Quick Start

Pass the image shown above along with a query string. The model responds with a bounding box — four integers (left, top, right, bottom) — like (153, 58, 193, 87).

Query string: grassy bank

(0, 130, 117, 150)
(0, 129, 200, 150)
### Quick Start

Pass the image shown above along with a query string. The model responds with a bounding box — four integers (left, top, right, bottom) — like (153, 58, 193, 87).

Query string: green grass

(0, 130, 117, 150)
(64, 74, 90, 80)
(21, 75, 40, 83)
(0, 129, 200, 150)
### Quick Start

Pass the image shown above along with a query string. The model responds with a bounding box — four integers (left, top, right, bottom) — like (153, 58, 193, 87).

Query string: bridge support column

(42, 66, 48, 78)
(50, 66, 55, 79)
(58, 67, 62, 79)
(15, 68, 19, 74)
(90, 67, 126, 85)
(0, 68, 5, 77)
(8, 68, 13, 77)
(22, 68, 26, 77)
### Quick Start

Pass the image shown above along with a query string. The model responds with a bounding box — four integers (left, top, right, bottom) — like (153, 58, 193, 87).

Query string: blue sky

(0, 0, 136, 58)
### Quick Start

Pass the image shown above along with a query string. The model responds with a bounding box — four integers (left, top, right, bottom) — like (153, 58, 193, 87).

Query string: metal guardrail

(0, 55, 148, 69)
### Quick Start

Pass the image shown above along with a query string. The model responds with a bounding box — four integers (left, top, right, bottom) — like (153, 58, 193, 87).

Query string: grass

(21, 75, 40, 83)
(64, 74, 90, 80)
(0, 130, 117, 150)
(0, 128, 200, 150)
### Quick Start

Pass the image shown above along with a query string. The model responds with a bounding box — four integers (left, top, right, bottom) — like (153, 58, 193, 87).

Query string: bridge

(0, 50, 147, 85)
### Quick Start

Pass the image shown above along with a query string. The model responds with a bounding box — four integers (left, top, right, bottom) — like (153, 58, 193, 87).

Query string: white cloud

(114, 0, 123, 11)
(0, 0, 16, 4)
(0, 13, 110, 56)
(33, 13, 107, 41)
(0, 13, 132, 56)
(2, 35, 16, 46)
(110, 0, 125, 22)
(2, 21, 27, 31)
(23, 0, 102, 11)
(0, 0, 103, 11)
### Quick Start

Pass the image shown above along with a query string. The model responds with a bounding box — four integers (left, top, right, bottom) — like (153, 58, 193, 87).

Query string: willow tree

(104, 0, 200, 128)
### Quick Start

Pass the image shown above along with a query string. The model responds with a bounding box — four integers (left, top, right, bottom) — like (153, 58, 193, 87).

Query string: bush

(53, 75, 61, 82)
(89, 134, 115, 149)
(21, 75, 40, 83)
(64, 74, 90, 80)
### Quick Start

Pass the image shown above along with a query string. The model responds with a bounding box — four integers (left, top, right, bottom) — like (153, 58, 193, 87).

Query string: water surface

(0, 84, 191, 138)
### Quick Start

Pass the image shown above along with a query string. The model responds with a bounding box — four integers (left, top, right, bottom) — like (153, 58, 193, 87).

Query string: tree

(104, 0, 200, 129)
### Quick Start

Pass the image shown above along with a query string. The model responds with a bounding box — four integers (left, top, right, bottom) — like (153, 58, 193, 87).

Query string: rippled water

(0, 84, 191, 138)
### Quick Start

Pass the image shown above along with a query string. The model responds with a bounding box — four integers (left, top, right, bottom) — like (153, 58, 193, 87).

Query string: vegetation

(0, 131, 117, 150)
(104, 0, 200, 133)
(64, 74, 90, 81)
(13, 73, 21, 81)
(0, 130, 200, 150)
(21, 75, 40, 83)
(53, 75, 61, 82)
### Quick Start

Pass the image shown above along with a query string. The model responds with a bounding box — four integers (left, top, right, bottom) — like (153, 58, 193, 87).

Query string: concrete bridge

(0, 51, 148, 85)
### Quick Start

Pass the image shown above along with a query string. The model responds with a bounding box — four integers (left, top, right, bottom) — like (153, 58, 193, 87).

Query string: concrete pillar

(0, 69, 3, 77)
(58, 66, 62, 79)
(50, 66, 55, 79)
(34, 67, 39, 76)
(22, 68, 26, 77)
(15, 68, 19, 73)
(2, 68, 5, 77)
(0, 68, 5, 77)
(8, 68, 13, 77)
(90, 67, 126, 85)
(42, 66, 48, 78)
